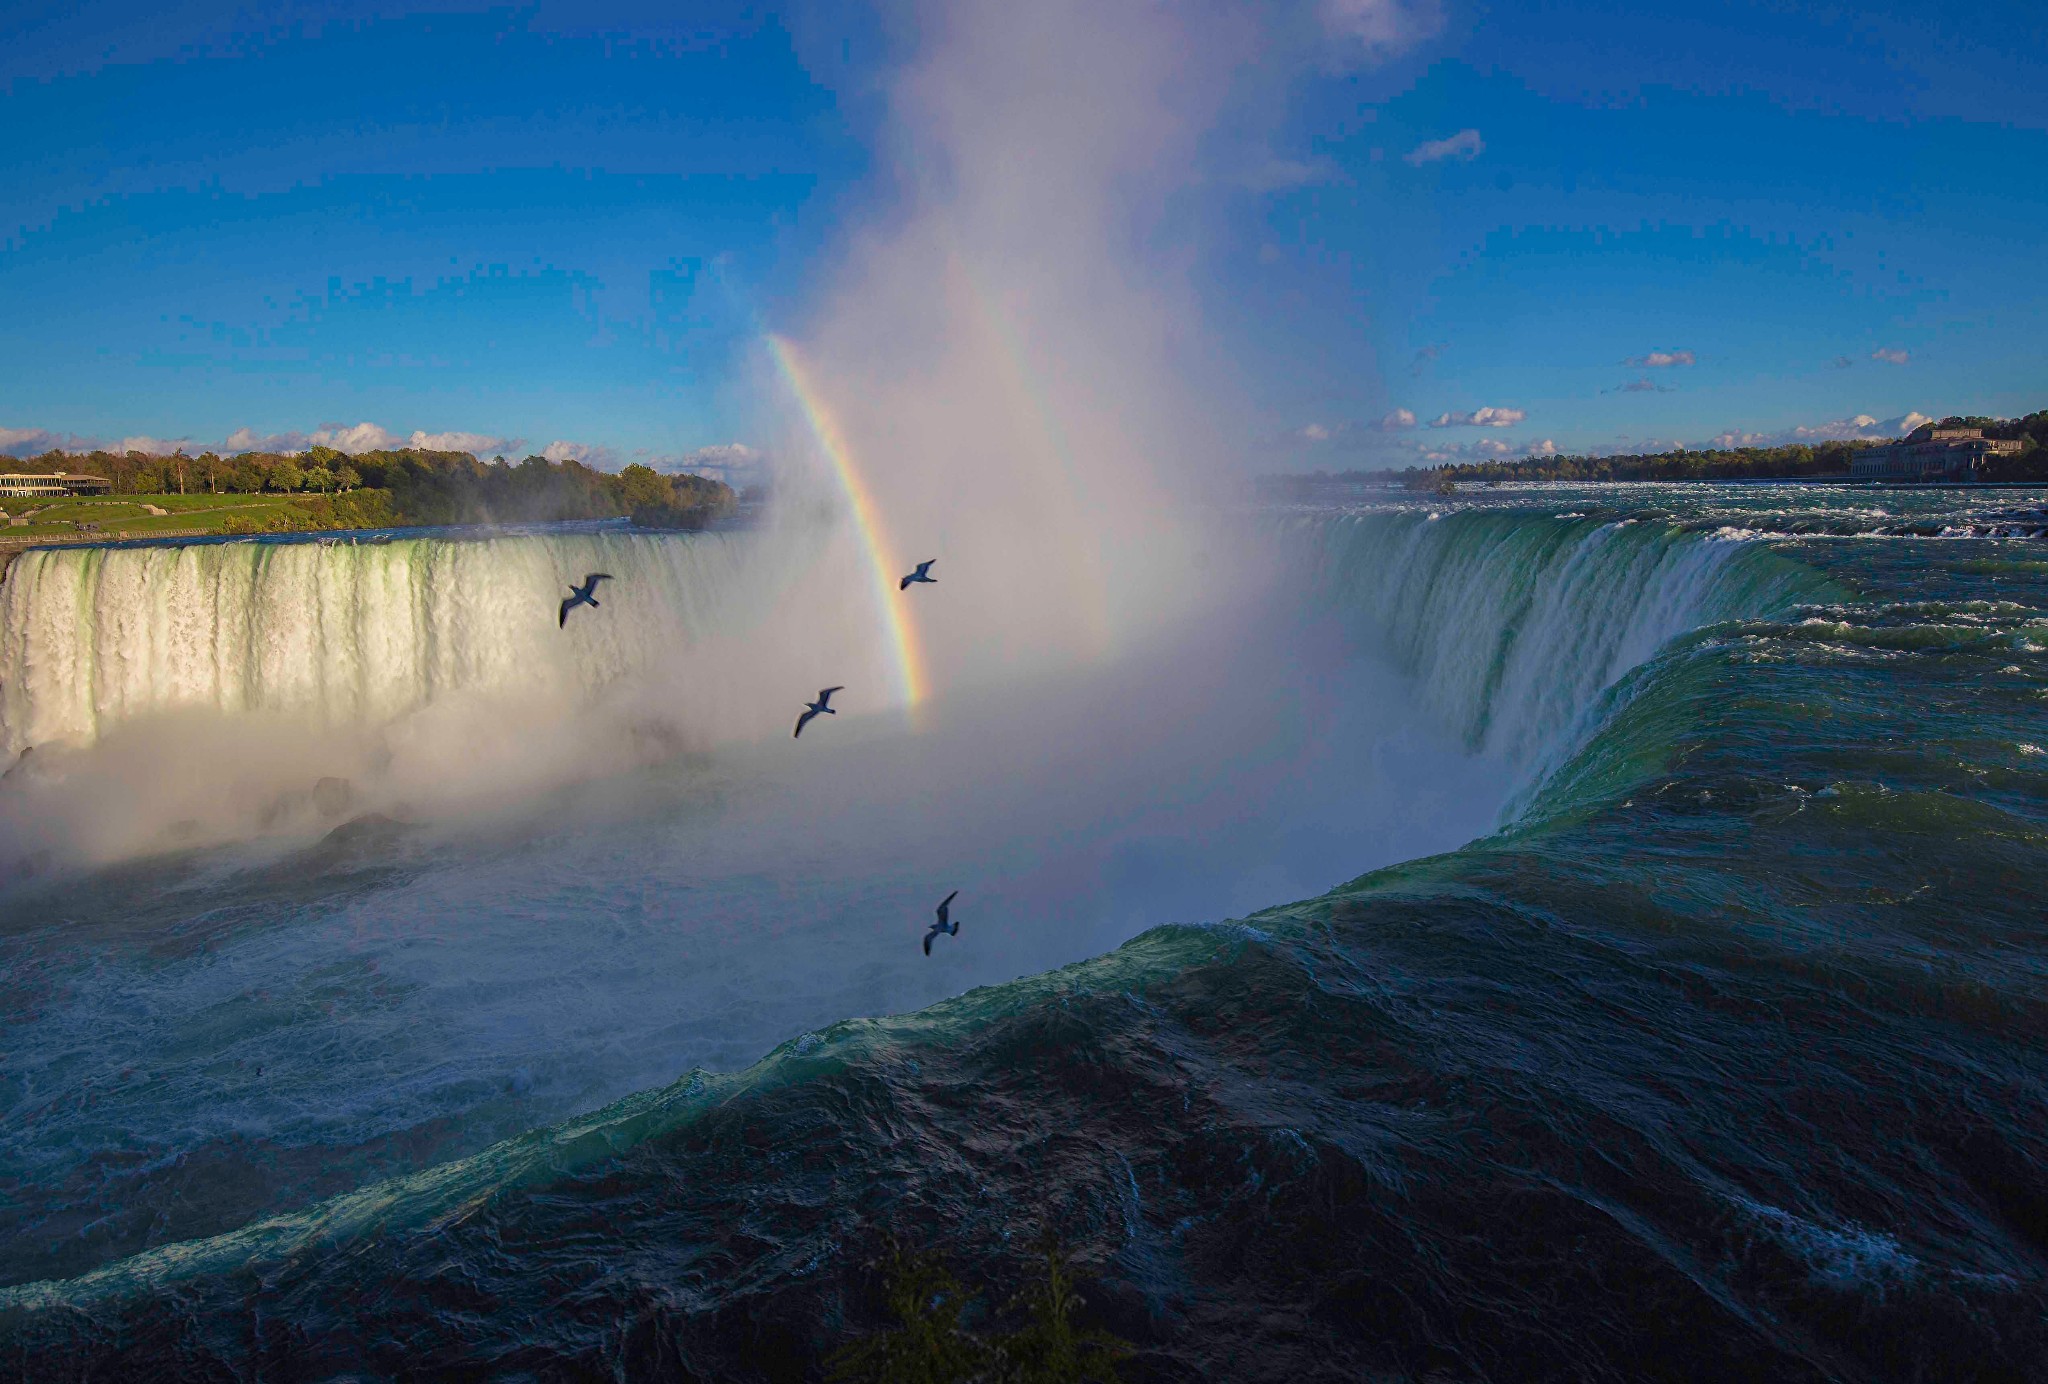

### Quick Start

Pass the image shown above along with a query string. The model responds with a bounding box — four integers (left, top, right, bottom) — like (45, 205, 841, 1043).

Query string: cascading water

(0, 523, 926, 871)
(1306, 508, 1835, 789)
(0, 529, 766, 757)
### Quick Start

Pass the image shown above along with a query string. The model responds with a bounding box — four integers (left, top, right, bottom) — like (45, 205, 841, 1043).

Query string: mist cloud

(1320, 0, 1447, 63)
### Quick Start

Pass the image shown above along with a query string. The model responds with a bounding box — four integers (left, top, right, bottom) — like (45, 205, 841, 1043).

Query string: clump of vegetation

(218, 490, 398, 534)
(619, 465, 736, 531)
(6, 446, 735, 530)
(829, 1235, 1132, 1384)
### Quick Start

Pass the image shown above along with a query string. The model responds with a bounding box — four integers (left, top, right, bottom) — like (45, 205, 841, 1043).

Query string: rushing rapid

(2, 486, 2046, 1382)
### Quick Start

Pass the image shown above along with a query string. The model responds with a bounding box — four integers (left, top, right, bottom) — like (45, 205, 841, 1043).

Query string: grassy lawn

(0, 493, 336, 539)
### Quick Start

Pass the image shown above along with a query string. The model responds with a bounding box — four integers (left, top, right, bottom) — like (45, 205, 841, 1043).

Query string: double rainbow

(768, 334, 931, 712)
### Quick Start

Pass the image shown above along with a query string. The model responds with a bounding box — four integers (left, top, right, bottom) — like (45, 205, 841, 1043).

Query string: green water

(3, 485, 2046, 1380)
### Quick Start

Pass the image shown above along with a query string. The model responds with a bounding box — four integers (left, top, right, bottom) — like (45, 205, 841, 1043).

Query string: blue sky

(2, 0, 2043, 470)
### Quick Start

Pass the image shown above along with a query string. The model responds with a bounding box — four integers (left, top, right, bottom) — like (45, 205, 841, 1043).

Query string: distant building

(0, 473, 113, 497)
(1851, 426, 2024, 480)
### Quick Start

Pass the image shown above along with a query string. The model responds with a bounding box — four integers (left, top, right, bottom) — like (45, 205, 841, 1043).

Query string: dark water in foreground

(3, 487, 2047, 1380)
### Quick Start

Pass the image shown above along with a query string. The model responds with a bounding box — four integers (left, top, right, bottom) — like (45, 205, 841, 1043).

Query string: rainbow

(768, 334, 931, 712)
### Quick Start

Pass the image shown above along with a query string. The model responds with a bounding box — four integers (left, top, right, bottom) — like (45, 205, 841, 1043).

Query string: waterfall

(1306, 510, 1830, 776)
(0, 530, 774, 758)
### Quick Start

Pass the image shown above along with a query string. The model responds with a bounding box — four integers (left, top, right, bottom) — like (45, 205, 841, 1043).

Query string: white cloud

(1430, 406, 1525, 428)
(1629, 349, 1695, 368)
(540, 440, 623, 467)
(1526, 439, 1559, 456)
(223, 427, 309, 453)
(660, 442, 764, 475)
(1870, 347, 1910, 365)
(1298, 423, 1332, 443)
(1320, 0, 1446, 63)
(1404, 128, 1483, 166)
(120, 435, 197, 455)
(1401, 435, 1536, 461)
(307, 422, 399, 453)
(1704, 411, 1927, 448)
(0, 426, 58, 457)
(1376, 408, 1418, 430)
(219, 423, 516, 455)
(1612, 378, 1669, 394)
(408, 429, 512, 454)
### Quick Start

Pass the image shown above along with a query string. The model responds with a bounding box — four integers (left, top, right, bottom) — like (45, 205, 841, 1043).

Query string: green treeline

(1266, 409, 2048, 493)
(1424, 438, 1873, 486)
(1425, 410, 2048, 486)
(5, 446, 736, 531)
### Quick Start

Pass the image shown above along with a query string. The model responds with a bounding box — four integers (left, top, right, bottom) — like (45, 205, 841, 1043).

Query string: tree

(829, 1247, 990, 1384)
(993, 1237, 1130, 1383)
(829, 1236, 1129, 1384)
(617, 462, 672, 510)
(267, 458, 305, 493)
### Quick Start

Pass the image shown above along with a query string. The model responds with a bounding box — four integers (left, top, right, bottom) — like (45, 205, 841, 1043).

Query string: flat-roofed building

(0, 473, 113, 497)
(1850, 427, 2024, 480)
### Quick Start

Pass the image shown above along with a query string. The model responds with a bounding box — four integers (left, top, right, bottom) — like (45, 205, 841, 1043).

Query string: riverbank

(0, 492, 372, 543)
(0, 529, 214, 579)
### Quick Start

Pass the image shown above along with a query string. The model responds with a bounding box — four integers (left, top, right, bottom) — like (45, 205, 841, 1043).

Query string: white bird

(924, 890, 960, 955)
(793, 686, 844, 739)
(899, 559, 937, 591)
(559, 573, 614, 627)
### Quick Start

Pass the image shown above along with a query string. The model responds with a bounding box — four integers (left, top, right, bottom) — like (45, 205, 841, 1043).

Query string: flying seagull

(559, 573, 614, 627)
(899, 559, 937, 591)
(793, 686, 845, 739)
(924, 890, 960, 956)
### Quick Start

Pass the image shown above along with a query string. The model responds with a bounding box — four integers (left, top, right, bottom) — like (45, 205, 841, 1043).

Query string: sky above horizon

(2, 0, 2043, 472)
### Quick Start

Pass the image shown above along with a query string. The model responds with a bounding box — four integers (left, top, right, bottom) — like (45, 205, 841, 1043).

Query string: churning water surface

(3, 486, 2046, 1382)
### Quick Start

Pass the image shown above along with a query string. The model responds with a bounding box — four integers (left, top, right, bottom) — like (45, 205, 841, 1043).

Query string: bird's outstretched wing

(923, 930, 935, 956)
(899, 574, 914, 591)
(936, 889, 958, 925)
(587, 573, 614, 585)
(559, 597, 575, 628)
(919, 560, 936, 578)
(793, 708, 818, 738)
(817, 686, 844, 708)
